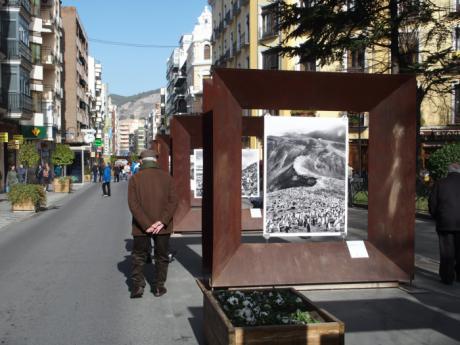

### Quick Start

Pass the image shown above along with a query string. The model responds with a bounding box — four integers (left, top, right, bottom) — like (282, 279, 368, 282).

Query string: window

(262, 51, 279, 70)
(261, 4, 277, 38)
(454, 84, 460, 124)
(347, 47, 365, 72)
(20, 68, 30, 96)
(31, 0, 41, 16)
(31, 91, 42, 113)
(300, 56, 316, 71)
(30, 43, 41, 64)
(399, 32, 419, 67)
(204, 44, 211, 60)
(19, 17, 29, 46)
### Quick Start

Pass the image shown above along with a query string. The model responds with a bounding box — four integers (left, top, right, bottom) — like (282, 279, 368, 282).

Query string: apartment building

(186, 7, 213, 113)
(118, 118, 143, 156)
(166, 34, 192, 116)
(61, 6, 90, 144)
(41, 0, 63, 145)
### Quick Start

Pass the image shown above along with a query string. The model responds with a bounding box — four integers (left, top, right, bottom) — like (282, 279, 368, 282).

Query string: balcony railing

(41, 47, 56, 64)
(7, 40, 32, 67)
(7, 92, 33, 114)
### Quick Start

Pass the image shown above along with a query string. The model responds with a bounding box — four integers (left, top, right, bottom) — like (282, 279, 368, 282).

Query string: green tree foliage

(7, 184, 46, 208)
(18, 142, 40, 183)
(51, 144, 75, 172)
(272, 0, 460, 171)
(427, 143, 460, 180)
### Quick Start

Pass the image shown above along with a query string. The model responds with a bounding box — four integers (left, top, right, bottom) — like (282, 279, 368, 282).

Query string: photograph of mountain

(193, 149, 260, 198)
(263, 116, 348, 237)
(242, 149, 260, 197)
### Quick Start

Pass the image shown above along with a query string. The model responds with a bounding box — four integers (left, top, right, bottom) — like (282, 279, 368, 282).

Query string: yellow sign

(13, 134, 24, 144)
(0, 132, 8, 143)
(7, 140, 20, 150)
(31, 128, 41, 137)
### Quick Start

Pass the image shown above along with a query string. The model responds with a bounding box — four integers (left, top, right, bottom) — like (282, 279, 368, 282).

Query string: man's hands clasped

(146, 221, 165, 234)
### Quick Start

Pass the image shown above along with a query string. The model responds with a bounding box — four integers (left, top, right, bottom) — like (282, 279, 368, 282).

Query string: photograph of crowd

(194, 149, 260, 198)
(194, 149, 203, 198)
(263, 116, 348, 237)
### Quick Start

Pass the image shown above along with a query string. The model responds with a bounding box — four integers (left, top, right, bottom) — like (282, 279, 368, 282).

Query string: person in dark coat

(91, 164, 98, 183)
(127, 149, 177, 298)
(429, 162, 460, 284)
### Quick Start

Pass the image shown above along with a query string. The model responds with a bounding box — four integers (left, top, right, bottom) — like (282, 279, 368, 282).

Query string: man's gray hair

(448, 162, 460, 173)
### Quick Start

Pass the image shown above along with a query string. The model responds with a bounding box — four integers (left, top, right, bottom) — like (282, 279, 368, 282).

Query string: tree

(51, 144, 75, 176)
(427, 143, 460, 180)
(18, 142, 40, 183)
(272, 0, 460, 171)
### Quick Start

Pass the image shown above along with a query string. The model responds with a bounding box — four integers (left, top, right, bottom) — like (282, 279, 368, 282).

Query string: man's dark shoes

(130, 286, 144, 299)
(153, 286, 167, 297)
(168, 250, 177, 263)
(146, 254, 152, 264)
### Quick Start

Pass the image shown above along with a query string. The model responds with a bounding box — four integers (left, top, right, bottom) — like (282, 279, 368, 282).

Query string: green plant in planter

(51, 144, 75, 177)
(7, 184, 46, 207)
(56, 176, 72, 186)
(18, 142, 40, 183)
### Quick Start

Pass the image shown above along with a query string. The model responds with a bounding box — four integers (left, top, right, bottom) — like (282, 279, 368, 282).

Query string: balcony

(240, 33, 250, 47)
(40, 9, 56, 30)
(173, 72, 186, 87)
(6, 92, 33, 115)
(6, 0, 31, 15)
(41, 47, 56, 65)
(224, 10, 232, 26)
(233, 1, 240, 16)
(7, 41, 32, 69)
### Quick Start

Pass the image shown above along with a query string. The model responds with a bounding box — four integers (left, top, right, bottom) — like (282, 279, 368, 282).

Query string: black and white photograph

(193, 149, 203, 198)
(242, 149, 260, 198)
(190, 154, 195, 192)
(263, 116, 348, 237)
(194, 149, 261, 199)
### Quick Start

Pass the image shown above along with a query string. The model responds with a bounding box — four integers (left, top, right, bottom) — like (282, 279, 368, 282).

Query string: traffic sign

(94, 138, 103, 147)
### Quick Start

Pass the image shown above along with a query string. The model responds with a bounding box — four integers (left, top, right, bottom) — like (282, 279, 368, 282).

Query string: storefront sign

(7, 140, 20, 150)
(21, 126, 47, 139)
(94, 138, 103, 147)
(0, 132, 8, 143)
(13, 134, 24, 144)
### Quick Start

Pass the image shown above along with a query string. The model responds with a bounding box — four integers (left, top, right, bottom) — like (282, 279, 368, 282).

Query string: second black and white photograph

(263, 116, 348, 237)
(241, 149, 260, 198)
(193, 149, 203, 198)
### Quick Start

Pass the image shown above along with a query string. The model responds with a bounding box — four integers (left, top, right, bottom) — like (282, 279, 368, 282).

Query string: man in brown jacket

(128, 149, 177, 298)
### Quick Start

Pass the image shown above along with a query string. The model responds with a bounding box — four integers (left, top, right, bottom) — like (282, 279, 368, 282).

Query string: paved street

(0, 181, 459, 345)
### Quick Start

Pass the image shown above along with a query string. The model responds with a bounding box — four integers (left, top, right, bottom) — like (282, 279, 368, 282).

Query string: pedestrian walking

(113, 165, 120, 183)
(43, 163, 51, 191)
(92, 164, 98, 183)
(102, 163, 112, 197)
(17, 164, 26, 183)
(123, 164, 130, 180)
(127, 149, 177, 298)
(98, 164, 104, 182)
(429, 162, 460, 285)
(6, 165, 19, 193)
(35, 164, 43, 185)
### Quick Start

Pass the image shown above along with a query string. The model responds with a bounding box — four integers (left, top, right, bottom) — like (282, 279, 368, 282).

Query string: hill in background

(110, 89, 161, 120)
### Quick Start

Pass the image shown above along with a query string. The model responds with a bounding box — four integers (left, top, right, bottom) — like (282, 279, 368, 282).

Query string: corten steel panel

(203, 78, 214, 113)
(368, 79, 416, 277)
(205, 68, 416, 287)
(211, 72, 243, 278)
(202, 111, 213, 273)
(171, 117, 192, 223)
(212, 242, 408, 287)
(154, 135, 170, 173)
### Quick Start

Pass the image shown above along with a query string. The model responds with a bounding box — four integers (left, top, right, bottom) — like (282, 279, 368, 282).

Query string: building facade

(186, 7, 213, 113)
(61, 6, 90, 144)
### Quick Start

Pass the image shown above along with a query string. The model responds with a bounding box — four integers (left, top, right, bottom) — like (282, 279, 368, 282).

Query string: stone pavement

(0, 183, 89, 231)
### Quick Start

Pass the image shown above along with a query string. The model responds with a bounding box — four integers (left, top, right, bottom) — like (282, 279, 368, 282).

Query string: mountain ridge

(110, 89, 161, 120)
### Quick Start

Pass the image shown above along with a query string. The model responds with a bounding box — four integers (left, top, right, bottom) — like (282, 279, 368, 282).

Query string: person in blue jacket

(102, 162, 112, 197)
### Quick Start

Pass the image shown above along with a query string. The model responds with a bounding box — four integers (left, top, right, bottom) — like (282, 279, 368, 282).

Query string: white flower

(275, 296, 284, 305)
(227, 296, 239, 305)
(295, 297, 302, 303)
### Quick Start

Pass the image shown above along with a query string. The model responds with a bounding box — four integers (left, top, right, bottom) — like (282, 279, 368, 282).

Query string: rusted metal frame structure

(170, 115, 204, 232)
(203, 68, 416, 287)
(169, 112, 264, 233)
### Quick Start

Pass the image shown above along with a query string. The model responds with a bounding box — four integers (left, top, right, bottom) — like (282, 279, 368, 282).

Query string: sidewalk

(0, 183, 89, 231)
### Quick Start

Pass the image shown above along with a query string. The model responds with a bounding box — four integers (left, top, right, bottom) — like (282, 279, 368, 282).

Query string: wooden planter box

(53, 180, 71, 193)
(12, 200, 36, 212)
(197, 281, 344, 345)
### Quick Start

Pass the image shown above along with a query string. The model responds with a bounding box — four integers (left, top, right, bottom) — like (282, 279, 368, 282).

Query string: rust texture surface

(153, 135, 170, 173)
(204, 68, 416, 287)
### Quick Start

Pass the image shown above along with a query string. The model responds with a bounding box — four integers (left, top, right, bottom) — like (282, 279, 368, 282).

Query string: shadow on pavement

(314, 297, 460, 342)
(187, 307, 205, 345)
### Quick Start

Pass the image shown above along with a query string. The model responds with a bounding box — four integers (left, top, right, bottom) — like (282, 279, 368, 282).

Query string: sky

(61, 0, 209, 96)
